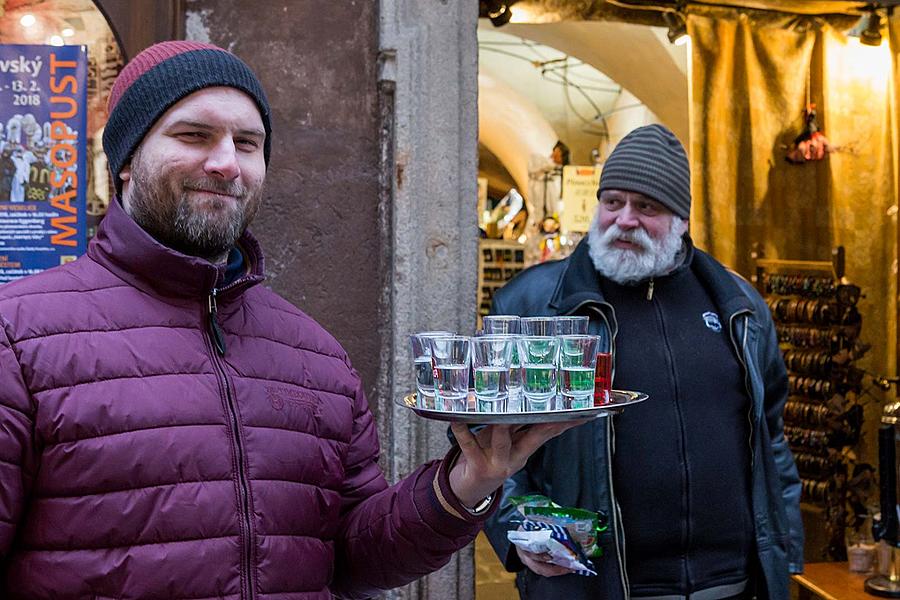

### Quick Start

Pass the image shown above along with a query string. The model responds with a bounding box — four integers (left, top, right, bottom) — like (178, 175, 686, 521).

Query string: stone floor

(475, 532, 518, 600)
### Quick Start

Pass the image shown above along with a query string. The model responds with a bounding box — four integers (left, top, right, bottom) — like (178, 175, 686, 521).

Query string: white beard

(587, 213, 688, 285)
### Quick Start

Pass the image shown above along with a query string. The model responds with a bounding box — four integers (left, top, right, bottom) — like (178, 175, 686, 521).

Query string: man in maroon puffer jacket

(0, 41, 575, 599)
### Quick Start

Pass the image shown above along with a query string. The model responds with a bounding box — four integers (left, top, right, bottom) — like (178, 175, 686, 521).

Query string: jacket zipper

(606, 416, 630, 599)
(583, 302, 628, 598)
(207, 287, 254, 598)
(648, 291, 694, 588)
(208, 288, 226, 356)
(728, 310, 755, 467)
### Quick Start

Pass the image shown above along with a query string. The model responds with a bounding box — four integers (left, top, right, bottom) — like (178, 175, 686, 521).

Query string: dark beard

(127, 170, 260, 262)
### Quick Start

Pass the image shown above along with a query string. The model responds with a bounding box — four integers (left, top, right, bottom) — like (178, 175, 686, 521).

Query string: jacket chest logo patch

(702, 311, 722, 333)
(266, 385, 318, 412)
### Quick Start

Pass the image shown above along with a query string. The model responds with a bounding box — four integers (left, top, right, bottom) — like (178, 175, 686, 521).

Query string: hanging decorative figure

(786, 103, 832, 164)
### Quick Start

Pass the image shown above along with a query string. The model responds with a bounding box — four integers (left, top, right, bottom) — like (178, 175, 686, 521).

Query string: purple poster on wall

(0, 44, 88, 283)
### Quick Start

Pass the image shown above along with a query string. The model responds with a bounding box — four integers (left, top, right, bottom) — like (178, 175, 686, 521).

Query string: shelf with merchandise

(753, 245, 867, 562)
(476, 239, 526, 329)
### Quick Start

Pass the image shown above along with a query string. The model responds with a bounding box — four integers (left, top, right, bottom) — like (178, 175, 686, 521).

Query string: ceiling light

(19, 14, 36, 28)
(848, 6, 883, 47)
(61, 28, 75, 37)
(860, 14, 883, 46)
(49, 35, 64, 46)
(663, 12, 688, 46)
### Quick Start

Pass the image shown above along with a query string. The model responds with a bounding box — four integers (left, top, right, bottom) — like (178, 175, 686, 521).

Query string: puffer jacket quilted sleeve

(329, 373, 489, 598)
(0, 320, 34, 558)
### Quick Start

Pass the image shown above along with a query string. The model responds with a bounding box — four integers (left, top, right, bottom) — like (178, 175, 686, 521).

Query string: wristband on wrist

(465, 493, 495, 515)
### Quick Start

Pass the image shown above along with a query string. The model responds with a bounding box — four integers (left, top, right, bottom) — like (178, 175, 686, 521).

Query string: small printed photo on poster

(0, 113, 75, 203)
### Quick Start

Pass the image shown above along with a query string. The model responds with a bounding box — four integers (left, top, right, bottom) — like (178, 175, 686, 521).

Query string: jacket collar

(551, 238, 605, 315)
(87, 196, 266, 300)
(689, 247, 755, 317)
(551, 235, 755, 318)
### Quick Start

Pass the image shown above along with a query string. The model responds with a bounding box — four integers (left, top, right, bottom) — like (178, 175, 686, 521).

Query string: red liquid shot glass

(594, 352, 612, 406)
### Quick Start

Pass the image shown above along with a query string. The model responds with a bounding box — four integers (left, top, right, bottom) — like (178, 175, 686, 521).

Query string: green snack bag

(508, 494, 556, 516)
(525, 506, 607, 558)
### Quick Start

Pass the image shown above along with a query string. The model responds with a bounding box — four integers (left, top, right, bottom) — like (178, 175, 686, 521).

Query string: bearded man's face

(120, 87, 266, 263)
(588, 190, 688, 285)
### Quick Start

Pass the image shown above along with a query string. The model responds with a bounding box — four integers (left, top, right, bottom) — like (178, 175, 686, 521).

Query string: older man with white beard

(484, 124, 802, 600)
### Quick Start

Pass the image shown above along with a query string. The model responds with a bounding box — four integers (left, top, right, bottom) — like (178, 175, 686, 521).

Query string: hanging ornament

(786, 69, 831, 164)
(786, 103, 832, 164)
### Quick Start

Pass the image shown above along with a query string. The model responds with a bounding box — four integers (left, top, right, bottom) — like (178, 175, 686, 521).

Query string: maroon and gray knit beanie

(597, 124, 691, 219)
(102, 40, 271, 195)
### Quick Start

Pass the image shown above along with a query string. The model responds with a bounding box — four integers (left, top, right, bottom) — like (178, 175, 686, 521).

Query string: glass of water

(428, 335, 471, 412)
(554, 316, 590, 335)
(521, 316, 555, 336)
(410, 331, 453, 409)
(482, 315, 521, 334)
(472, 335, 514, 412)
(482, 316, 523, 411)
(516, 336, 559, 411)
(558, 334, 601, 409)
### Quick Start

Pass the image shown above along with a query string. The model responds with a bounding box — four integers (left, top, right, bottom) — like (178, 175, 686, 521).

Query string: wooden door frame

(92, 0, 185, 61)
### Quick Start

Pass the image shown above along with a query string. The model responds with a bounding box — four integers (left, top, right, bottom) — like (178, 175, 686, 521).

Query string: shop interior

(475, 0, 900, 598)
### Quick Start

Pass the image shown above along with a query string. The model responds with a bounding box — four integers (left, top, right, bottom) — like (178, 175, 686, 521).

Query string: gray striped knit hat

(597, 124, 691, 219)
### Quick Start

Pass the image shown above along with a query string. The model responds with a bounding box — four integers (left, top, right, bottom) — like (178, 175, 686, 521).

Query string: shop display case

(477, 239, 525, 328)
(754, 246, 867, 561)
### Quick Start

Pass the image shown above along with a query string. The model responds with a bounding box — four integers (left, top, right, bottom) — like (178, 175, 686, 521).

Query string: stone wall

(184, 0, 386, 406)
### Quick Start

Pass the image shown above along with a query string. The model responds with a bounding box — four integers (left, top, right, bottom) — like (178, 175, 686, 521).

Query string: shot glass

(521, 316, 555, 336)
(558, 335, 601, 409)
(428, 335, 471, 412)
(554, 316, 590, 335)
(483, 316, 524, 411)
(472, 335, 514, 412)
(482, 315, 521, 334)
(516, 336, 559, 412)
(594, 329, 613, 406)
(410, 331, 453, 409)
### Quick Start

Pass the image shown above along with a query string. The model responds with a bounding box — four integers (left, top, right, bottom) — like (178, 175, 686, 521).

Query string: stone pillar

(377, 1, 479, 599)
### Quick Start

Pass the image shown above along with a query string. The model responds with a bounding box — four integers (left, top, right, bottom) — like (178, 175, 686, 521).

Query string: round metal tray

(396, 390, 648, 424)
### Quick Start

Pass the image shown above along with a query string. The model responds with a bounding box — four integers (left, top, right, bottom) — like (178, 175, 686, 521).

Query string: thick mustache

(183, 178, 246, 198)
(602, 225, 651, 250)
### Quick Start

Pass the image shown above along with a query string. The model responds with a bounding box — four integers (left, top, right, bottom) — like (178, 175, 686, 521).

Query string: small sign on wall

(560, 165, 600, 233)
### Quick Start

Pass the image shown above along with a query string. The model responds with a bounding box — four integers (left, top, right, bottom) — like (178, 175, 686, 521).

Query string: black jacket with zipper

(483, 237, 803, 600)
